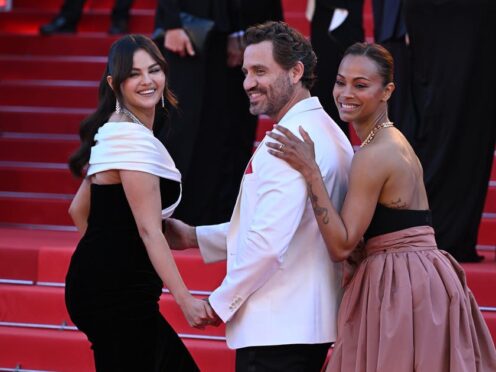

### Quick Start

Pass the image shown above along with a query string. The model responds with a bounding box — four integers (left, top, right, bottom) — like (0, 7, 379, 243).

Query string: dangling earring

(161, 94, 165, 108)
(115, 99, 121, 113)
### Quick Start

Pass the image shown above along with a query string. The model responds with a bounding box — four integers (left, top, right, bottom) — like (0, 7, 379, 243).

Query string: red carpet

(0, 0, 494, 371)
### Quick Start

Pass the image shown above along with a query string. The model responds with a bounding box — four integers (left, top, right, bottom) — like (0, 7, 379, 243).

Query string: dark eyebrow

(243, 64, 267, 71)
(336, 73, 371, 82)
(131, 63, 160, 71)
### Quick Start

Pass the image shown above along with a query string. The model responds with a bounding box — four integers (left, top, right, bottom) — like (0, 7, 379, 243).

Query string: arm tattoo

(308, 182, 330, 224)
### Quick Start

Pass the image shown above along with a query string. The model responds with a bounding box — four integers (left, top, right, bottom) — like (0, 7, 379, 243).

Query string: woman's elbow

(329, 250, 348, 263)
(68, 203, 78, 221)
(326, 242, 354, 262)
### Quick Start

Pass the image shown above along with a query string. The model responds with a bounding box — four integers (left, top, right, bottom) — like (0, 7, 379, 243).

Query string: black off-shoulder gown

(65, 183, 199, 371)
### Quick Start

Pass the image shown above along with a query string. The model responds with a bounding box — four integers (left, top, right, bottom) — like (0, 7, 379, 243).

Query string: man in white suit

(167, 21, 354, 371)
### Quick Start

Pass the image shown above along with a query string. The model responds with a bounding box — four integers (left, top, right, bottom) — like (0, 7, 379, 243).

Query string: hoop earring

(161, 94, 165, 108)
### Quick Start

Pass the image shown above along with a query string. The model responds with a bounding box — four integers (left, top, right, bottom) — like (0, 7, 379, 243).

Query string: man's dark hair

(245, 21, 317, 90)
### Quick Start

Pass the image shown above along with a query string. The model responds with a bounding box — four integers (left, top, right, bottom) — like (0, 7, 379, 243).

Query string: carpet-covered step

(14, 0, 157, 10)
(282, 12, 309, 36)
(0, 194, 73, 226)
(0, 136, 79, 163)
(464, 261, 496, 308)
(0, 197, 494, 247)
(478, 215, 496, 246)
(0, 9, 154, 34)
(0, 80, 98, 108)
(0, 325, 94, 372)
(0, 33, 114, 56)
(0, 164, 79, 194)
(0, 105, 266, 136)
(485, 186, 496, 213)
(13, 0, 305, 13)
(0, 225, 493, 304)
(478, 248, 495, 263)
(0, 228, 77, 282)
(0, 9, 309, 36)
(0, 284, 226, 338)
(0, 325, 234, 372)
(482, 310, 496, 342)
(36, 245, 226, 291)
(0, 227, 226, 290)
(13, 0, 304, 13)
(0, 55, 106, 81)
(2, 282, 494, 342)
(0, 106, 87, 134)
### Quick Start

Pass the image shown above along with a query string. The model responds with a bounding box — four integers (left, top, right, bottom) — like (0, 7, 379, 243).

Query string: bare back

(339, 127, 429, 247)
(375, 128, 429, 210)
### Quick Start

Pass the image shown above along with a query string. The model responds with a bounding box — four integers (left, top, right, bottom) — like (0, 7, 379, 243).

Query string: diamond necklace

(360, 121, 394, 148)
(119, 107, 152, 131)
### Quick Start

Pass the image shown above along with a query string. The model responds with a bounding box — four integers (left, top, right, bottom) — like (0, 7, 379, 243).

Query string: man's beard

(248, 74, 294, 117)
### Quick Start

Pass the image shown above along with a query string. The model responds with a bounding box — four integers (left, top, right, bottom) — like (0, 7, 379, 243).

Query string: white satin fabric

(87, 121, 182, 218)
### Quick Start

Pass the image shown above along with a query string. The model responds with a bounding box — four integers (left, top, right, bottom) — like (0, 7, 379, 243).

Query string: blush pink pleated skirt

(327, 226, 496, 372)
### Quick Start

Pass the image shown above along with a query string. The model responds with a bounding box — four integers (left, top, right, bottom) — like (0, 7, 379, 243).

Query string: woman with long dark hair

(65, 34, 212, 371)
(266, 43, 496, 371)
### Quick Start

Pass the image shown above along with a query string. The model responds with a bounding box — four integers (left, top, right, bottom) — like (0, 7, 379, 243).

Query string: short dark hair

(245, 21, 317, 90)
(343, 42, 394, 86)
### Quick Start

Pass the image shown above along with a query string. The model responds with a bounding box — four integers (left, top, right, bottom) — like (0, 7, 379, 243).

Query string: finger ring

(279, 144, 285, 151)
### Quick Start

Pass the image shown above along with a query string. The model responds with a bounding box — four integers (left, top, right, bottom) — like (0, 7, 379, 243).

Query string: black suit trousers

(235, 343, 331, 372)
(60, 0, 133, 24)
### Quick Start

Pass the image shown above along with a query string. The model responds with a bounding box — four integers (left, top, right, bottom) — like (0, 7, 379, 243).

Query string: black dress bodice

(364, 204, 432, 241)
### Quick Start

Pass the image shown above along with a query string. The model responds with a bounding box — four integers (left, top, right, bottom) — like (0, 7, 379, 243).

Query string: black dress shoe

(40, 17, 76, 35)
(108, 19, 129, 35)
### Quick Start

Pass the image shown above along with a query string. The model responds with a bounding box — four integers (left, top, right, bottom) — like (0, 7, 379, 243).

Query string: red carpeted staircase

(0, 0, 494, 371)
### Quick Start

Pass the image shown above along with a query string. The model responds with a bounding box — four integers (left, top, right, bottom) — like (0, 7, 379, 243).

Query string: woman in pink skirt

(266, 42, 496, 371)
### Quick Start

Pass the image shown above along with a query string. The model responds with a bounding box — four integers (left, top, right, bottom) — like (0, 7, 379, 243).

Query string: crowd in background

(52, 0, 496, 370)
(40, 0, 496, 261)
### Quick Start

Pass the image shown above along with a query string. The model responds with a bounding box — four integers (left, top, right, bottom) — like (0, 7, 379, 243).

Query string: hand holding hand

(178, 296, 214, 329)
(164, 28, 195, 57)
(203, 298, 222, 327)
(164, 218, 197, 250)
(266, 125, 319, 180)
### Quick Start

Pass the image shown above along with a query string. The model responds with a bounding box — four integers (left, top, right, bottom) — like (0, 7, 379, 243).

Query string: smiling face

(242, 41, 296, 121)
(333, 55, 394, 124)
(119, 49, 165, 116)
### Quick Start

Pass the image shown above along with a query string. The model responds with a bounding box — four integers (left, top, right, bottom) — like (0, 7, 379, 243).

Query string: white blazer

(197, 97, 354, 349)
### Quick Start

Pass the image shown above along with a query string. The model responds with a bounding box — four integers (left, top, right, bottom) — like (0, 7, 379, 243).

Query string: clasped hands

(164, 218, 222, 329)
(179, 295, 222, 329)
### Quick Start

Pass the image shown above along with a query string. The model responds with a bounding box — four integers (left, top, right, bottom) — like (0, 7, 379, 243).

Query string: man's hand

(164, 218, 198, 249)
(164, 28, 195, 57)
(203, 298, 222, 327)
